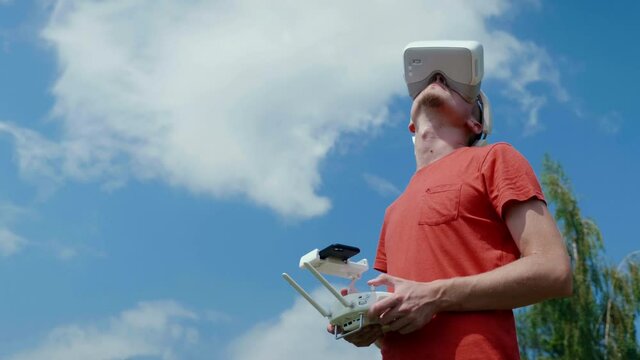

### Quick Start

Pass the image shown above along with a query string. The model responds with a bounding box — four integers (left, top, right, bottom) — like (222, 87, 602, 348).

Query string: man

(334, 66, 572, 358)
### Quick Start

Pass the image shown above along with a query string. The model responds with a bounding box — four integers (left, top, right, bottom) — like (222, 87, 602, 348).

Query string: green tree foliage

(517, 156, 640, 360)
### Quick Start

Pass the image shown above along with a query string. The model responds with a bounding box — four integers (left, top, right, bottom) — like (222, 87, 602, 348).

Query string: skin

(332, 74, 572, 347)
(326, 289, 384, 347)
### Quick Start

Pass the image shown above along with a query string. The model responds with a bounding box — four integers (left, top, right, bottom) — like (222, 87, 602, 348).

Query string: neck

(413, 120, 468, 170)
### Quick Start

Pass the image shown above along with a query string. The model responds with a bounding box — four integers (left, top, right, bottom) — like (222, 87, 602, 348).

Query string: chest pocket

(419, 183, 462, 226)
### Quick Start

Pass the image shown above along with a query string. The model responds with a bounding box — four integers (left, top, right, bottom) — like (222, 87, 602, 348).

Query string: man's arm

(367, 198, 572, 335)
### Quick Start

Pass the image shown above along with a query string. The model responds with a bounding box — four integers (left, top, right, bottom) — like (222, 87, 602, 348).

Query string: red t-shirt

(374, 143, 545, 360)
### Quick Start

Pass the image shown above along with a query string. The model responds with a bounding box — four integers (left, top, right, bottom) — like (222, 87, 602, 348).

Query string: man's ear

(408, 121, 416, 133)
(467, 118, 482, 135)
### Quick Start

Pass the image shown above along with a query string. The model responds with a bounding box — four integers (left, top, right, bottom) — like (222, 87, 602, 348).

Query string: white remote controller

(329, 290, 392, 338)
(282, 245, 392, 339)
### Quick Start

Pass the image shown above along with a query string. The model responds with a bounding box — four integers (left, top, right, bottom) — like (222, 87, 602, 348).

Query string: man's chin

(422, 92, 444, 108)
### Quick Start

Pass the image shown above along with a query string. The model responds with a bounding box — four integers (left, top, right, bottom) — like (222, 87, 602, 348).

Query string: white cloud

(203, 310, 232, 324)
(0, 199, 106, 260)
(228, 288, 381, 360)
(570, 103, 624, 135)
(0, 203, 29, 257)
(55, 245, 78, 260)
(598, 111, 622, 134)
(7, 300, 199, 360)
(1, 0, 564, 218)
(482, 32, 567, 133)
(0, 122, 65, 196)
(0, 202, 29, 224)
(0, 227, 27, 256)
(363, 173, 401, 198)
(44, 237, 107, 261)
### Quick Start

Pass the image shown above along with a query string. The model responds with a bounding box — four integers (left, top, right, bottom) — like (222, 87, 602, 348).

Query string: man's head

(404, 41, 491, 146)
(409, 73, 483, 146)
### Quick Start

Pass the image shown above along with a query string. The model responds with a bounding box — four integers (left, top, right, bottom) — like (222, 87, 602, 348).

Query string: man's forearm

(434, 253, 572, 312)
(367, 199, 572, 335)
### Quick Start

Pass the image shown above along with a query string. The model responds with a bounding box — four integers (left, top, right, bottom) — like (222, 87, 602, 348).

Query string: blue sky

(0, 1, 638, 359)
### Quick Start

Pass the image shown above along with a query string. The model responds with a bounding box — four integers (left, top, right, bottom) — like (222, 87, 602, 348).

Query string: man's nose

(434, 73, 445, 83)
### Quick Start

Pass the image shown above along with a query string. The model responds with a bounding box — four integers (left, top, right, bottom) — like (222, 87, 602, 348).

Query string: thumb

(368, 273, 395, 287)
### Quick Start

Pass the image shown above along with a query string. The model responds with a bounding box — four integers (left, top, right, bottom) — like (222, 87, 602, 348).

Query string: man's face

(409, 73, 475, 133)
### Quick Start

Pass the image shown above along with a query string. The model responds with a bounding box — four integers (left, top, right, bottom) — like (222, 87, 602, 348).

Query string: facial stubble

(421, 92, 444, 109)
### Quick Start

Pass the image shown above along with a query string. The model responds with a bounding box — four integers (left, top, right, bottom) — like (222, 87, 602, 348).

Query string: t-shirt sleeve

(373, 210, 389, 273)
(481, 143, 546, 219)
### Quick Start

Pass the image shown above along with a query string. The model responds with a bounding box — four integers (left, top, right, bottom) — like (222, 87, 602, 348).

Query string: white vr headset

(403, 40, 492, 146)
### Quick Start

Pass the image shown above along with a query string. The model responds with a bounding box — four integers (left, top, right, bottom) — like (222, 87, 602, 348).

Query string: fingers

(367, 273, 395, 287)
(382, 312, 434, 335)
(385, 316, 413, 332)
(327, 324, 336, 334)
(397, 322, 421, 335)
(344, 324, 383, 347)
(368, 295, 400, 319)
(377, 306, 403, 325)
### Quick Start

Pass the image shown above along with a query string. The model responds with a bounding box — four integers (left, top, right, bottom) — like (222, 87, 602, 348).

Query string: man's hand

(326, 323, 383, 347)
(364, 199, 571, 325)
(367, 274, 443, 335)
(326, 288, 383, 347)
